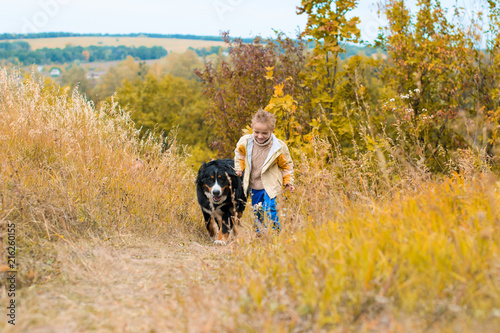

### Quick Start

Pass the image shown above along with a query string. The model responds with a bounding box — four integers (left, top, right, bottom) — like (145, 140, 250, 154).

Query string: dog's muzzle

(212, 182, 222, 202)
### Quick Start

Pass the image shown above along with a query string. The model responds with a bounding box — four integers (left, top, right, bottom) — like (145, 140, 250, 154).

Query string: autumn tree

(116, 73, 212, 161)
(149, 49, 203, 80)
(195, 32, 309, 156)
(60, 64, 93, 100)
(196, 6, 376, 157)
(192, 0, 500, 170)
(82, 50, 90, 62)
(93, 55, 149, 103)
(479, 0, 500, 157)
(296, 0, 362, 142)
(379, 0, 500, 171)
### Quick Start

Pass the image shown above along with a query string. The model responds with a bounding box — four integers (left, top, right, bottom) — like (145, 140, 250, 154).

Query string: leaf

(264, 66, 275, 80)
(274, 83, 285, 97)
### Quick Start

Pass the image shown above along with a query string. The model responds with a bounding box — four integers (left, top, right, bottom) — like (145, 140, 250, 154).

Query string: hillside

(1, 0, 499, 330)
(0, 68, 498, 332)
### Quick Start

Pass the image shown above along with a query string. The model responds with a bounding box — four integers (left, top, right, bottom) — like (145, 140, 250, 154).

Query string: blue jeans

(251, 189, 280, 232)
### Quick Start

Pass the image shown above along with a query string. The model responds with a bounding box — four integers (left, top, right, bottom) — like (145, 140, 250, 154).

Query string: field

(11, 36, 227, 52)
(0, 69, 499, 332)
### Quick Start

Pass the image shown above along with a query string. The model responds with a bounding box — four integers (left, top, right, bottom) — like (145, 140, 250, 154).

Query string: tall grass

(0, 69, 201, 284)
(223, 146, 500, 331)
(215, 82, 500, 329)
(1, 68, 498, 331)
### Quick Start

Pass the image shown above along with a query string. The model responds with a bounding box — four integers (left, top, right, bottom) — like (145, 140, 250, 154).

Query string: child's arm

(234, 137, 247, 177)
(276, 144, 294, 190)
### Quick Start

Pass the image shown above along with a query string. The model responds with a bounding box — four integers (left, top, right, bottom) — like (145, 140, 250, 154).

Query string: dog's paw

(214, 240, 226, 246)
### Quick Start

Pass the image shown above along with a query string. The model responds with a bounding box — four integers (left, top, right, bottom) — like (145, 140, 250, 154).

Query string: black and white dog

(196, 159, 246, 245)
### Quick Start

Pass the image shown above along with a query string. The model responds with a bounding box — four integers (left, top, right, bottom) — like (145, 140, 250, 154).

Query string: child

(234, 109, 294, 233)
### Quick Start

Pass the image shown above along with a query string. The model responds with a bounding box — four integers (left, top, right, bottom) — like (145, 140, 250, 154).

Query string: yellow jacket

(234, 134, 294, 198)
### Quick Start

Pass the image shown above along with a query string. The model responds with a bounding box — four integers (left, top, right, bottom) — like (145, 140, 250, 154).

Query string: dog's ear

(196, 162, 207, 184)
(199, 162, 207, 173)
(224, 164, 237, 177)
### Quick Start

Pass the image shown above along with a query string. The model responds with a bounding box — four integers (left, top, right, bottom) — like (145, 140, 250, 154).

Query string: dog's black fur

(196, 159, 246, 244)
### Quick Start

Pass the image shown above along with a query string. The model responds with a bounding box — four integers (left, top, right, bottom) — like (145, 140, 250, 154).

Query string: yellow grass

(12, 36, 226, 52)
(223, 170, 500, 331)
(0, 68, 498, 331)
(0, 69, 203, 285)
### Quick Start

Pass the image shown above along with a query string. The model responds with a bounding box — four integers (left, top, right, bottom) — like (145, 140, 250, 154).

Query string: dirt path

(9, 238, 240, 332)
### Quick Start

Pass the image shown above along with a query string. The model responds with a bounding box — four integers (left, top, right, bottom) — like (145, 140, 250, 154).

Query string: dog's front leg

(214, 231, 229, 245)
(214, 214, 231, 245)
(207, 217, 219, 240)
(202, 210, 219, 240)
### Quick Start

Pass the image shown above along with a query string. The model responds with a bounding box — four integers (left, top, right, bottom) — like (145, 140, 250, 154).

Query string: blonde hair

(251, 109, 276, 130)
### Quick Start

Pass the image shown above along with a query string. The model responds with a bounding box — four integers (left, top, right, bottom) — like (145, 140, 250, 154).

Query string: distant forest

(0, 32, 383, 66)
(0, 41, 168, 65)
(188, 45, 224, 57)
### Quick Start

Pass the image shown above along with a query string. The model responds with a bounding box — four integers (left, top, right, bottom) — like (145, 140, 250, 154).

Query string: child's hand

(285, 184, 295, 193)
(236, 170, 242, 177)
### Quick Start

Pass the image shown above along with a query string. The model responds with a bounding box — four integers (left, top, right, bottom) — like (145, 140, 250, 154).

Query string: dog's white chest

(202, 205, 226, 221)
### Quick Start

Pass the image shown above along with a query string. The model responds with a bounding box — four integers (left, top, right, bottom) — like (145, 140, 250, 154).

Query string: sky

(0, 0, 485, 42)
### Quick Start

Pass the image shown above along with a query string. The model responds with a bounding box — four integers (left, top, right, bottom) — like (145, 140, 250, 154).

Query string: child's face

(252, 121, 273, 144)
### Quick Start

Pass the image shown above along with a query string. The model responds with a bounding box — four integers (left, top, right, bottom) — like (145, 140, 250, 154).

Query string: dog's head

(196, 160, 238, 205)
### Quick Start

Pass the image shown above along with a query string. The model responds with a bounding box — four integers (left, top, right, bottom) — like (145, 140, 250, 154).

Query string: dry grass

(211, 132, 500, 330)
(4, 238, 237, 333)
(221, 168, 500, 331)
(0, 69, 203, 286)
(12, 37, 226, 53)
(0, 68, 498, 332)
